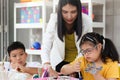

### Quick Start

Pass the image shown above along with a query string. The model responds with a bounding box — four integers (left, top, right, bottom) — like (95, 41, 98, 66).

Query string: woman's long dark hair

(80, 32, 119, 63)
(57, 0, 82, 41)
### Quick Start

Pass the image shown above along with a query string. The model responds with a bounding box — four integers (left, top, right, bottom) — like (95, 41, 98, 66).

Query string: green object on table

(32, 74, 39, 79)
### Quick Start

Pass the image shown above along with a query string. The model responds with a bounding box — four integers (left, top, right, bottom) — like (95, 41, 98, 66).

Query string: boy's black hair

(57, 0, 82, 41)
(7, 41, 25, 56)
(80, 32, 119, 63)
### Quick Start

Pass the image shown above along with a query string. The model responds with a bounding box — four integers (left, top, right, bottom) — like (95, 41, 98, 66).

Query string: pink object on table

(29, 76, 79, 80)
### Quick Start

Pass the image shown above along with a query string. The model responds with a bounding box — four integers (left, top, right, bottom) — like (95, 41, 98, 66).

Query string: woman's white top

(41, 13, 92, 69)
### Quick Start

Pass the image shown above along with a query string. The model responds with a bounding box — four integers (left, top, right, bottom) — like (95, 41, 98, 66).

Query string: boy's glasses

(80, 45, 97, 55)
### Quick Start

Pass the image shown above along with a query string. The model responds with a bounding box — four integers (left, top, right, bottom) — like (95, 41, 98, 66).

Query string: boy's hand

(11, 62, 18, 69)
(11, 63, 26, 72)
(16, 63, 26, 72)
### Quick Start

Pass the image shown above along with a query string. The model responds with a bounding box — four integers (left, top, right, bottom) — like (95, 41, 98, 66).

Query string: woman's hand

(43, 64, 59, 77)
(48, 66, 59, 77)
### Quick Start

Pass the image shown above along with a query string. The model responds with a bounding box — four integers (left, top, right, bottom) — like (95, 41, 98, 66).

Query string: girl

(61, 32, 119, 80)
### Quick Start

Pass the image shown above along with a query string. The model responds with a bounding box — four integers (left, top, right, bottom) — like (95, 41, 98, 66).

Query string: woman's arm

(41, 13, 57, 65)
(40, 13, 59, 77)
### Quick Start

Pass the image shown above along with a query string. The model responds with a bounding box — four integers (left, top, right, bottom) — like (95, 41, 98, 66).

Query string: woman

(41, 0, 92, 76)
(61, 32, 119, 80)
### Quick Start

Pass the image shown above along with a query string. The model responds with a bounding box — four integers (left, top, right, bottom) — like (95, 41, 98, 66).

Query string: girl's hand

(72, 61, 81, 72)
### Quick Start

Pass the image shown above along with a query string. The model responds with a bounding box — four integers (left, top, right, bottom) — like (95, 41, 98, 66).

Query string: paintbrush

(2, 54, 7, 66)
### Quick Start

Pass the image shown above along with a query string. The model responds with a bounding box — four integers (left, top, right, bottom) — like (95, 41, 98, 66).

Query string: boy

(5, 41, 41, 75)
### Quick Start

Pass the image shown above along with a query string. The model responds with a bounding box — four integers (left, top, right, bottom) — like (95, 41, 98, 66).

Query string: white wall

(106, 0, 120, 57)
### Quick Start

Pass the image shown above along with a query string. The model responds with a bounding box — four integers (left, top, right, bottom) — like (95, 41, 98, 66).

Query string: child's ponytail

(102, 38, 119, 62)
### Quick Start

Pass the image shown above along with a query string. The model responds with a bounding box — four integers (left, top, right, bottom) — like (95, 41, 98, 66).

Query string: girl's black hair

(57, 0, 82, 41)
(80, 32, 119, 63)
(7, 41, 25, 56)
